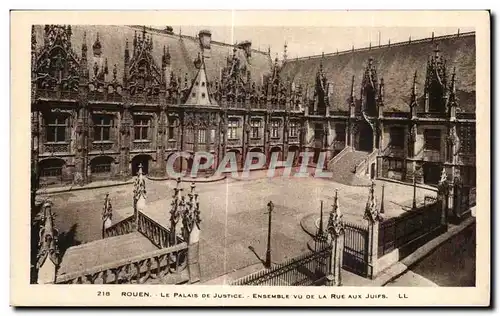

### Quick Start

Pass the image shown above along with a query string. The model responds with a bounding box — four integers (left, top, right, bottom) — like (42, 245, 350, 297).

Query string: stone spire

(102, 193, 113, 222)
(411, 71, 418, 104)
(448, 66, 458, 107)
(283, 41, 288, 64)
(101, 193, 113, 238)
(31, 25, 37, 52)
(378, 77, 385, 103)
(364, 181, 381, 222)
(350, 75, 355, 101)
(36, 201, 60, 284)
(92, 32, 102, 57)
(162, 45, 171, 68)
(327, 189, 344, 237)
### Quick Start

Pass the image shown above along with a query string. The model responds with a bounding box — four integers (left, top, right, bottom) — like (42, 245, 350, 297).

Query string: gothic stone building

(31, 25, 476, 188)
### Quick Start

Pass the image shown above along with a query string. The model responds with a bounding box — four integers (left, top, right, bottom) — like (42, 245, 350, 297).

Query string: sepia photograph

(11, 10, 490, 307)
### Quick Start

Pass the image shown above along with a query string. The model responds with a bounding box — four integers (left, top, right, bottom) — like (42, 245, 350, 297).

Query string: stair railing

(355, 148, 379, 176)
(55, 242, 188, 284)
(327, 146, 352, 170)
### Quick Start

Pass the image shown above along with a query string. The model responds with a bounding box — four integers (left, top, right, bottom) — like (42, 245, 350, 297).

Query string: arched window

(90, 156, 113, 174)
(38, 158, 65, 186)
(39, 159, 65, 178)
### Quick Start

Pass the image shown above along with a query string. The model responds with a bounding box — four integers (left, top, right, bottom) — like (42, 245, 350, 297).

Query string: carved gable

(425, 44, 448, 112)
(34, 25, 80, 91)
(126, 27, 163, 96)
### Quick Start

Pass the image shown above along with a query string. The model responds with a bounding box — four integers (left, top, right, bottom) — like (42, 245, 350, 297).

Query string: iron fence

(378, 200, 442, 257)
(231, 245, 332, 286)
(455, 186, 476, 215)
(343, 222, 369, 277)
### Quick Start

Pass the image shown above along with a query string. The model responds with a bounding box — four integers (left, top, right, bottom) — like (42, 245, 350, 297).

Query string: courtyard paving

(44, 171, 436, 283)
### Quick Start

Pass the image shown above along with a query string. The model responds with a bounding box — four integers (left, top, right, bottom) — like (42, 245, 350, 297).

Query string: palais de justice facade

(31, 25, 476, 188)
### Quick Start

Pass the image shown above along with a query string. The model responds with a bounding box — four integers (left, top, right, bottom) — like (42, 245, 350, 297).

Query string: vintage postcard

(10, 10, 490, 307)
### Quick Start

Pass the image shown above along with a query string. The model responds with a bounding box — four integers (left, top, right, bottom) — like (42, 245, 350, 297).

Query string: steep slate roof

(281, 32, 476, 113)
(184, 56, 215, 106)
(33, 25, 272, 88)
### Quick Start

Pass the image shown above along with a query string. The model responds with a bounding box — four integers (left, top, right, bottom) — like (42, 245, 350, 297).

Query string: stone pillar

(243, 115, 250, 167)
(325, 190, 345, 286)
(193, 114, 199, 154)
(451, 169, 463, 220)
(364, 181, 382, 279)
(350, 121, 358, 150)
(264, 113, 270, 167)
(188, 222, 201, 283)
(155, 105, 167, 177)
(120, 102, 132, 180)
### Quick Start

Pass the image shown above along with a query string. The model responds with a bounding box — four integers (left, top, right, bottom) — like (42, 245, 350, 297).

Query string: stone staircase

(57, 232, 158, 277)
(327, 150, 372, 186)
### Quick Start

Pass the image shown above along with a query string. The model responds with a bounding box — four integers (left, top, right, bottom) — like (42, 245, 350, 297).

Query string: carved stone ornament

(35, 25, 81, 92)
(127, 27, 163, 96)
(184, 112, 195, 128)
(182, 182, 201, 234)
(363, 181, 382, 223)
(327, 189, 345, 237)
(102, 193, 113, 222)
(36, 201, 61, 269)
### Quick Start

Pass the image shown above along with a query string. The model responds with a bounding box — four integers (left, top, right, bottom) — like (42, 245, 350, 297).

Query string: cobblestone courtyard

(45, 172, 435, 282)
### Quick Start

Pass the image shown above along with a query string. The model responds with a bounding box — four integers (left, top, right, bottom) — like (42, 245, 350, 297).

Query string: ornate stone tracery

(126, 27, 163, 96)
(425, 44, 448, 112)
(34, 25, 80, 91)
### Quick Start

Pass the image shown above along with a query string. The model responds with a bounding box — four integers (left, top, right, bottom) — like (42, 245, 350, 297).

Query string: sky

(168, 26, 475, 59)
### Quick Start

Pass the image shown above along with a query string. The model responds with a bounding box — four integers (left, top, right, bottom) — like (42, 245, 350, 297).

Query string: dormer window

(425, 45, 447, 113)
(428, 80, 445, 112)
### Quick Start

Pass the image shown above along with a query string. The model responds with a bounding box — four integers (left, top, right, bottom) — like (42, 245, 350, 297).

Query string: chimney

(198, 29, 212, 50)
(238, 40, 252, 58)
